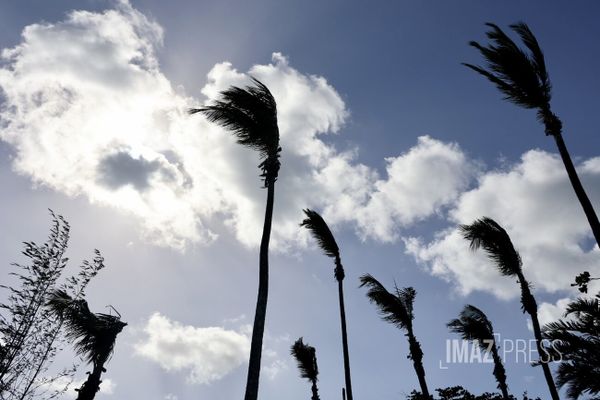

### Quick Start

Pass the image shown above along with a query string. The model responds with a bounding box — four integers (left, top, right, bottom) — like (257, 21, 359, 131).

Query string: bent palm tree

(464, 22, 600, 248)
(300, 209, 354, 400)
(460, 217, 559, 400)
(46, 290, 126, 400)
(190, 78, 281, 400)
(448, 305, 510, 400)
(359, 274, 429, 398)
(543, 293, 600, 399)
(291, 337, 320, 400)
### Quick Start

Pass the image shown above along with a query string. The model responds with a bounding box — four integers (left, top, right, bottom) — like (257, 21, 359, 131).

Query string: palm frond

(460, 217, 522, 276)
(290, 337, 319, 382)
(190, 77, 279, 160)
(300, 209, 339, 260)
(542, 293, 600, 398)
(46, 290, 126, 366)
(359, 274, 413, 331)
(448, 305, 495, 349)
(465, 22, 552, 110)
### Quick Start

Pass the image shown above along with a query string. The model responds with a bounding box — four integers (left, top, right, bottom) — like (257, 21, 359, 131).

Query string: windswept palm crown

(359, 274, 415, 330)
(464, 22, 558, 133)
(190, 77, 281, 184)
(543, 294, 600, 399)
(360, 274, 429, 397)
(448, 305, 510, 400)
(465, 22, 600, 251)
(291, 337, 320, 400)
(291, 338, 319, 383)
(300, 209, 343, 280)
(448, 305, 495, 343)
(460, 217, 522, 277)
(46, 290, 126, 367)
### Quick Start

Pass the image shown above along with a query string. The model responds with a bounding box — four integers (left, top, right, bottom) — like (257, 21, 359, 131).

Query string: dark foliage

(543, 293, 600, 399)
(290, 338, 320, 400)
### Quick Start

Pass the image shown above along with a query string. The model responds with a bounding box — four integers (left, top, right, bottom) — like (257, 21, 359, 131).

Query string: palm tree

(460, 217, 559, 400)
(359, 274, 429, 398)
(300, 209, 354, 400)
(464, 22, 600, 248)
(190, 78, 280, 400)
(543, 293, 600, 399)
(291, 337, 320, 400)
(46, 290, 126, 400)
(448, 305, 510, 400)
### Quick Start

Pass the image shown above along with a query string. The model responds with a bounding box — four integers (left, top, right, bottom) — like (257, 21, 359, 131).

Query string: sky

(1, 1, 600, 399)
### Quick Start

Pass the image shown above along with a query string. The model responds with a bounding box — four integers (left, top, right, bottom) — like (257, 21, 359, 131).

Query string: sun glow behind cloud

(0, 0, 472, 252)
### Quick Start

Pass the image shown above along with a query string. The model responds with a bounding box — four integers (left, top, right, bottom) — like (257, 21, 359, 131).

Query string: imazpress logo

(439, 335, 561, 369)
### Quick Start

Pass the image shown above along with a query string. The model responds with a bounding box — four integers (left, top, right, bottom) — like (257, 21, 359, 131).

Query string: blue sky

(1, 1, 600, 399)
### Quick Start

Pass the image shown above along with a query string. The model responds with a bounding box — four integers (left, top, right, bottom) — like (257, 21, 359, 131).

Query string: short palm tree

(460, 217, 559, 400)
(464, 22, 600, 248)
(291, 337, 320, 400)
(46, 290, 126, 400)
(190, 78, 281, 400)
(359, 274, 429, 398)
(448, 305, 510, 400)
(300, 209, 354, 400)
(543, 293, 600, 399)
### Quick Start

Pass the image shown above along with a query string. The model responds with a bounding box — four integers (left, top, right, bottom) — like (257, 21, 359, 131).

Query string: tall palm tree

(190, 78, 281, 400)
(464, 22, 600, 248)
(46, 290, 126, 400)
(448, 305, 510, 400)
(300, 209, 354, 400)
(543, 293, 600, 399)
(359, 274, 429, 398)
(460, 217, 559, 400)
(291, 337, 320, 400)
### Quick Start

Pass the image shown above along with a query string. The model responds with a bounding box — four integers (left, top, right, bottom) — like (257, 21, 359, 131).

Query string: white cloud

(538, 297, 572, 327)
(0, 1, 473, 251)
(356, 136, 475, 241)
(407, 150, 600, 299)
(134, 313, 250, 385)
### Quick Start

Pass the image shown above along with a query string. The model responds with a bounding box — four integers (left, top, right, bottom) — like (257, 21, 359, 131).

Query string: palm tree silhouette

(300, 209, 354, 400)
(359, 274, 429, 398)
(190, 78, 281, 400)
(46, 290, 126, 400)
(543, 293, 600, 399)
(291, 337, 320, 400)
(464, 22, 600, 249)
(460, 217, 559, 400)
(448, 305, 510, 400)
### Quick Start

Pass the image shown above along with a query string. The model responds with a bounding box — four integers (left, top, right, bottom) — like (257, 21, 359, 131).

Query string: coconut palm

(460, 217, 559, 400)
(359, 274, 429, 398)
(291, 337, 320, 400)
(448, 305, 510, 400)
(300, 209, 354, 400)
(543, 293, 600, 399)
(46, 290, 126, 400)
(464, 22, 600, 248)
(190, 78, 280, 400)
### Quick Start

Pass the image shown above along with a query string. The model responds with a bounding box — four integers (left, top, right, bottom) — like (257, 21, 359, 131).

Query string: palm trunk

(244, 181, 275, 400)
(336, 277, 354, 400)
(552, 131, 600, 248)
(75, 363, 104, 400)
(517, 273, 560, 400)
(310, 379, 320, 400)
(407, 330, 429, 398)
(491, 343, 510, 400)
(529, 312, 560, 400)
